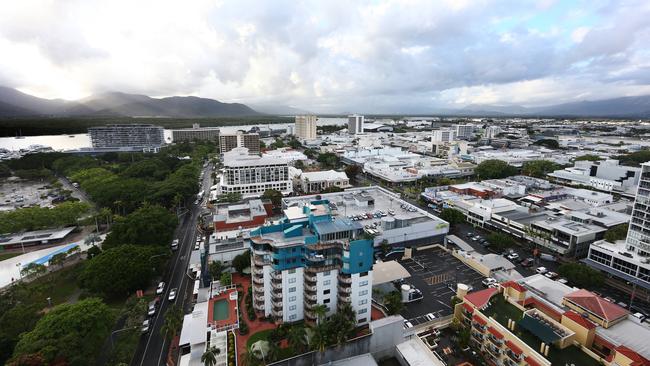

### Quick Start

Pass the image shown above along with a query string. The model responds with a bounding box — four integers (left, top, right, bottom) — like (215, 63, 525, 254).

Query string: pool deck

(207, 287, 239, 329)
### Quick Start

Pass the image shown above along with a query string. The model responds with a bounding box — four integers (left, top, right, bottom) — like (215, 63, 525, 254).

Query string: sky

(0, 0, 649, 113)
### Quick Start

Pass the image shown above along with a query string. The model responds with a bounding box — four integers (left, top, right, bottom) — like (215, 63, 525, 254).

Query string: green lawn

(0, 252, 21, 262)
(247, 329, 274, 349)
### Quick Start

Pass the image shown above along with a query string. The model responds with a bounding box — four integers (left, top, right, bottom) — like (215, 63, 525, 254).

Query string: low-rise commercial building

(298, 170, 351, 193)
(548, 160, 641, 196)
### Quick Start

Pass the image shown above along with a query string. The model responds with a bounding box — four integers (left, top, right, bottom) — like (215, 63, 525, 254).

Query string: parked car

(168, 288, 178, 301)
(482, 277, 497, 287)
(141, 319, 151, 334)
(521, 258, 534, 267)
(507, 253, 520, 261)
(403, 320, 414, 329)
(557, 278, 569, 285)
(544, 271, 559, 279)
(171, 239, 179, 251)
(425, 313, 436, 321)
(156, 282, 165, 295)
(147, 298, 159, 316)
(535, 267, 548, 274)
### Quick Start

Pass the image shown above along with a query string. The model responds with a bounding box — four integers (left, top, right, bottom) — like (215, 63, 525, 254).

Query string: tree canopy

(0, 201, 91, 234)
(439, 208, 465, 226)
(604, 224, 628, 243)
(262, 189, 283, 208)
(521, 160, 561, 178)
(574, 154, 603, 162)
(558, 263, 604, 288)
(102, 205, 178, 249)
(11, 298, 113, 366)
(474, 159, 518, 180)
(79, 245, 161, 298)
(344, 165, 361, 181)
(613, 150, 650, 167)
(316, 152, 339, 169)
(533, 139, 560, 149)
(486, 232, 516, 251)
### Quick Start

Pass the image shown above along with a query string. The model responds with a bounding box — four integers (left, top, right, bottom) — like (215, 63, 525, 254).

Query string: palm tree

(287, 326, 307, 353)
(201, 346, 218, 366)
(310, 323, 328, 353)
(313, 304, 328, 325)
(240, 347, 259, 366)
(161, 304, 184, 341)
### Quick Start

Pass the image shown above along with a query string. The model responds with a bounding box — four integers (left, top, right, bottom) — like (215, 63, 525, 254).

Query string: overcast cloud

(0, 0, 649, 113)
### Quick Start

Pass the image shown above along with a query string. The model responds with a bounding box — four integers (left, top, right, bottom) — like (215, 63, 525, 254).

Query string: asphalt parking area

(397, 247, 487, 326)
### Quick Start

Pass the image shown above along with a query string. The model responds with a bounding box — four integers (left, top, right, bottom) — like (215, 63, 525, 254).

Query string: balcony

(252, 265, 264, 275)
(338, 275, 352, 284)
(271, 281, 282, 290)
(272, 308, 283, 318)
(305, 283, 317, 292)
(306, 241, 340, 250)
(253, 286, 265, 295)
(304, 292, 317, 301)
(253, 276, 264, 285)
(253, 294, 265, 302)
(506, 350, 523, 363)
(253, 255, 269, 266)
(487, 334, 504, 346)
(272, 299, 283, 308)
(338, 287, 352, 296)
(270, 271, 282, 280)
(304, 273, 317, 283)
(253, 302, 264, 311)
(305, 264, 338, 274)
(338, 294, 351, 303)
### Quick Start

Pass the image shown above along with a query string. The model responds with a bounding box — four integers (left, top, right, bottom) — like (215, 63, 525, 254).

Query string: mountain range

(0, 86, 649, 118)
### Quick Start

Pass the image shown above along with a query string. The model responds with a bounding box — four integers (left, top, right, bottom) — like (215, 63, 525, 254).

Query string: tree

(220, 272, 232, 286)
(613, 150, 650, 167)
(558, 263, 604, 288)
(294, 160, 305, 170)
(102, 205, 178, 249)
(161, 304, 183, 341)
(521, 160, 560, 178)
(384, 290, 404, 315)
(11, 298, 113, 365)
(232, 251, 250, 274)
(439, 208, 465, 225)
(87, 245, 101, 259)
(310, 323, 328, 353)
(486, 232, 515, 252)
(201, 346, 219, 366)
(321, 186, 343, 193)
(261, 189, 283, 208)
(380, 239, 391, 255)
(344, 165, 361, 181)
(313, 304, 328, 325)
(78, 245, 159, 298)
(533, 139, 560, 149)
(0, 304, 41, 365)
(288, 139, 302, 149)
(20, 263, 46, 279)
(604, 224, 628, 243)
(474, 159, 517, 180)
(574, 154, 603, 162)
(209, 261, 223, 280)
(48, 252, 67, 269)
(218, 192, 242, 203)
(287, 326, 307, 353)
(316, 152, 339, 169)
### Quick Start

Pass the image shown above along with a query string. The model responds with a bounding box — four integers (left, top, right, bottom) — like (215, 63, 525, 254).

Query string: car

(168, 288, 178, 301)
(171, 239, 179, 251)
(617, 301, 628, 309)
(482, 278, 497, 287)
(535, 267, 548, 274)
(544, 271, 559, 279)
(194, 242, 201, 250)
(388, 210, 395, 216)
(632, 312, 647, 321)
(521, 258, 534, 267)
(471, 236, 478, 241)
(507, 253, 520, 261)
(156, 281, 165, 295)
(147, 298, 159, 316)
(425, 313, 436, 321)
(403, 320, 414, 329)
(141, 319, 151, 334)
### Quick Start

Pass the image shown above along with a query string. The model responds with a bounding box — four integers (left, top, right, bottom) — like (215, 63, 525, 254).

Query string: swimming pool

(213, 299, 229, 321)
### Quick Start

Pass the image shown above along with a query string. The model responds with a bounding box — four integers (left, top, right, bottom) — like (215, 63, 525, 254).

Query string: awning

(463, 303, 474, 313)
(518, 314, 561, 344)
(473, 314, 487, 326)
(506, 340, 523, 355)
(488, 327, 504, 339)
(525, 356, 542, 366)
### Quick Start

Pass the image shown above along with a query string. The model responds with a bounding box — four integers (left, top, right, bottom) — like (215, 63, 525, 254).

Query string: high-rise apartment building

(171, 123, 220, 142)
(294, 115, 317, 140)
(432, 129, 456, 142)
(88, 124, 164, 151)
(348, 114, 365, 135)
(455, 124, 475, 139)
(219, 131, 260, 155)
(484, 126, 502, 139)
(217, 147, 292, 198)
(250, 201, 373, 324)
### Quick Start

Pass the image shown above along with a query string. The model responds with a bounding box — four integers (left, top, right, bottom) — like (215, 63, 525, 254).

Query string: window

(289, 314, 297, 320)
(324, 271, 331, 276)
(323, 289, 330, 295)
(359, 299, 367, 305)
(289, 278, 296, 284)
(289, 305, 296, 311)
(360, 280, 368, 287)
(360, 271, 368, 277)
(359, 290, 368, 296)
(289, 287, 296, 293)
(358, 308, 367, 314)
(289, 296, 296, 302)
(324, 299, 331, 304)
(288, 268, 296, 274)
(323, 280, 331, 286)
(358, 317, 367, 323)
(358, 262, 363, 267)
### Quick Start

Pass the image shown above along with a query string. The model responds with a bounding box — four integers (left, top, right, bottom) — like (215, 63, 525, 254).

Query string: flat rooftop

(0, 227, 75, 247)
(597, 318, 650, 360)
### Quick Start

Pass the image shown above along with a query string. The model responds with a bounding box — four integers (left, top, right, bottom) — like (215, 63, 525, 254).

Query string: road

(131, 162, 212, 366)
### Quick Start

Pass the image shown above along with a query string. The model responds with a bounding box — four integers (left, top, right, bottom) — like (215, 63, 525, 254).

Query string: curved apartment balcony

(270, 271, 282, 280)
(304, 292, 317, 301)
(252, 276, 264, 285)
(253, 255, 270, 267)
(271, 281, 283, 290)
(252, 247, 269, 256)
(306, 254, 326, 263)
(338, 274, 352, 284)
(253, 286, 265, 296)
(304, 283, 318, 292)
(271, 308, 283, 318)
(338, 294, 351, 303)
(304, 274, 317, 285)
(253, 293, 265, 303)
(306, 241, 340, 251)
(338, 286, 352, 295)
(305, 264, 338, 274)
(272, 299, 283, 308)
(252, 265, 264, 276)
(253, 302, 265, 311)
(304, 310, 316, 322)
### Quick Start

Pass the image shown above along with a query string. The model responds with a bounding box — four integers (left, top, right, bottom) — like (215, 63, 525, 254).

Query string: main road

(131, 162, 213, 366)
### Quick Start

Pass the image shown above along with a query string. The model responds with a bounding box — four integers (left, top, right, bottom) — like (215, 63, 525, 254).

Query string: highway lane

(131, 163, 212, 366)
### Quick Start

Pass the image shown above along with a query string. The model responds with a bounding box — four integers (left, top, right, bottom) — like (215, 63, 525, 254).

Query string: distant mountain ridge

(0, 87, 260, 117)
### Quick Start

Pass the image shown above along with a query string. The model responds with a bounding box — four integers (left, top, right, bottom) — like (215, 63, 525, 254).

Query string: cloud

(0, 0, 648, 112)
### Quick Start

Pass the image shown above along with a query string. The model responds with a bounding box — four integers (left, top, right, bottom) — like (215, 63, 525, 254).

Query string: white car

(425, 313, 436, 321)
(403, 320, 414, 329)
(156, 281, 165, 295)
(171, 239, 179, 251)
(141, 319, 151, 334)
(482, 278, 497, 287)
(535, 267, 548, 274)
(194, 242, 201, 250)
(544, 271, 559, 279)
(168, 288, 177, 301)
(507, 253, 520, 261)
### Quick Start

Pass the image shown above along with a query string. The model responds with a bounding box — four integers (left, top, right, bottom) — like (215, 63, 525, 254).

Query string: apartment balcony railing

(253, 294, 265, 302)
(306, 241, 340, 251)
(487, 335, 504, 346)
(305, 283, 318, 292)
(252, 286, 265, 295)
(270, 271, 282, 280)
(252, 265, 264, 275)
(271, 281, 282, 290)
(272, 299, 283, 308)
(272, 309, 283, 318)
(506, 350, 523, 363)
(305, 264, 338, 274)
(253, 276, 264, 285)
(304, 273, 317, 283)
(253, 302, 264, 311)
(304, 293, 317, 301)
(338, 294, 351, 303)
(253, 255, 270, 266)
(338, 275, 352, 284)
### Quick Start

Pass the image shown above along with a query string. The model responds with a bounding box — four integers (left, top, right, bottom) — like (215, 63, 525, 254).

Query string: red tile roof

(505, 340, 523, 355)
(564, 289, 628, 321)
(525, 356, 542, 366)
(463, 302, 474, 313)
(615, 346, 650, 366)
(502, 280, 526, 293)
(464, 287, 498, 308)
(472, 313, 487, 326)
(487, 326, 504, 339)
(563, 310, 597, 330)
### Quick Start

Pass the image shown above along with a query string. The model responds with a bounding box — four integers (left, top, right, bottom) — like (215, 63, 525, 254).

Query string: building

(485, 126, 502, 139)
(548, 160, 641, 196)
(171, 123, 220, 142)
(432, 129, 456, 142)
(213, 199, 273, 231)
(262, 148, 308, 166)
(585, 162, 650, 293)
(249, 200, 374, 324)
(348, 114, 365, 135)
(455, 124, 475, 139)
(299, 170, 351, 193)
(217, 147, 292, 198)
(454, 275, 650, 366)
(219, 131, 261, 155)
(88, 124, 164, 151)
(294, 115, 317, 140)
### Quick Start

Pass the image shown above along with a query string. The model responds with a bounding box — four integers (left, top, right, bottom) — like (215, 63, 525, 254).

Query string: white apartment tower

(455, 124, 475, 139)
(485, 126, 502, 139)
(348, 114, 365, 135)
(432, 129, 456, 142)
(218, 147, 292, 198)
(294, 115, 317, 140)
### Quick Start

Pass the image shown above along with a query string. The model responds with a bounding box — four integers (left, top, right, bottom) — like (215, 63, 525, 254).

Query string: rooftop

(597, 318, 650, 360)
(301, 170, 349, 182)
(564, 289, 628, 322)
(372, 260, 411, 285)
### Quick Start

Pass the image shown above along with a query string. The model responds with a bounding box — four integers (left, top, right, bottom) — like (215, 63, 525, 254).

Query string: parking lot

(391, 247, 487, 326)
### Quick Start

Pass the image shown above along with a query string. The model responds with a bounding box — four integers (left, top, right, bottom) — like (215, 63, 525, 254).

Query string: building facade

(218, 147, 292, 198)
(485, 126, 502, 139)
(348, 114, 365, 135)
(171, 123, 220, 142)
(432, 129, 456, 142)
(250, 202, 374, 324)
(219, 132, 261, 155)
(299, 170, 351, 193)
(455, 124, 475, 139)
(88, 124, 164, 151)
(295, 115, 317, 140)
